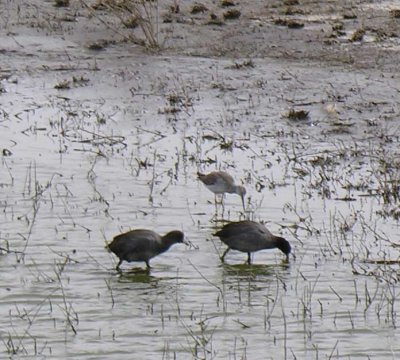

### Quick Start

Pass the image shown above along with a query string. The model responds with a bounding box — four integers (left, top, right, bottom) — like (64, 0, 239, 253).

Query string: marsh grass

(3, 262, 78, 356)
(2, 5, 400, 357)
(84, 0, 165, 49)
(18, 162, 61, 263)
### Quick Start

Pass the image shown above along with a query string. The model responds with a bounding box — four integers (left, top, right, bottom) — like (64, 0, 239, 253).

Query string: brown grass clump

(274, 18, 304, 28)
(88, 0, 163, 50)
(54, 0, 69, 6)
(390, 9, 400, 18)
(191, 3, 208, 14)
(350, 28, 365, 42)
(223, 9, 241, 20)
(286, 108, 309, 121)
(221, 0, 235, 7)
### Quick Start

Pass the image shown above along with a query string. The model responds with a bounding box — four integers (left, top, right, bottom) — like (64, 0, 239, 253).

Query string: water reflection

(107, 265, 186, 300)
(222, 262, 277, 277)
(220, 262, 291, 285)
(117, 269, 157, 285)
(216, 262, 292, 309)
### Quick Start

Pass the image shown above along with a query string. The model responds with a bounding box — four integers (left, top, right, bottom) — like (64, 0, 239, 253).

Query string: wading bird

(214, 220, 291, 264)
(197, 171, 246, 210)
(107, 229, 186, 271)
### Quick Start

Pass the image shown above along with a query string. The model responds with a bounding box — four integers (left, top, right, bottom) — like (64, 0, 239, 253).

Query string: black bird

(107, 229, 185, 271)
(213, 220, 291, 264)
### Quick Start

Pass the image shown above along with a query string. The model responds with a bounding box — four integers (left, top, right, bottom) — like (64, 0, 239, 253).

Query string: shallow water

(1, 26, 400, 360)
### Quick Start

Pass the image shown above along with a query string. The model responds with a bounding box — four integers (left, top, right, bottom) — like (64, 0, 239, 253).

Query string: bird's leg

(214, 194, 219, 217)
(145, 260, 151, 270)
(220, 247, 230, 262)
(221, 194, 226, 217)
(116, 260, 122, 272)
(247, 252, 252, 265)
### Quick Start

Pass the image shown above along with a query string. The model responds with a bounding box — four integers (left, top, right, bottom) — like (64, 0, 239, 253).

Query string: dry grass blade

(84, 0, 162, 49)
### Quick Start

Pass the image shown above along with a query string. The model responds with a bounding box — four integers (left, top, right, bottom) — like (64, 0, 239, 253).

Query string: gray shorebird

(107, 229, 185, 271)
(197, 171, 246, 209)
(213, 220, 291, 264)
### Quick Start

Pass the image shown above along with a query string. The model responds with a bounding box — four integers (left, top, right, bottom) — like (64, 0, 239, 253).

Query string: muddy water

(1, 34, 400, 359)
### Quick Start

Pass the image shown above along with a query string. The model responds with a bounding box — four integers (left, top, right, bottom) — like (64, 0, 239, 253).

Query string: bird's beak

(284, 253, 294, 263)
(183, 239, 198, 250)
(182, 239, 190, 246)
(241, 194, 246, 211)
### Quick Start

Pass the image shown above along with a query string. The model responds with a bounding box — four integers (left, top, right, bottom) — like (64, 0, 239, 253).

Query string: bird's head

(164, 230, 186, 244)
(276, 237, 292, 262)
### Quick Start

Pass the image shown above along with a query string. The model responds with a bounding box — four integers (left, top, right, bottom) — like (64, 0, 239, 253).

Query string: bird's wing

(217, 221, 266, 236)
(253, 222, 273, 237)
(217, 171, 235, 184)
(200, 172, 219, 185)
(111, 230, 159, 252)
(215, 221, 274, 252)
